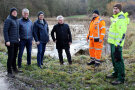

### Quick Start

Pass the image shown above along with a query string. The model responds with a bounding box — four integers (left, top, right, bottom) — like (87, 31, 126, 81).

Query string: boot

(106, 74, 117, 79)
(112, 80, 124, 85)
(13, 69, 23, 73)
(69, 62, 72, 65)
(7, 73, 15, 78)
(94, 61, 100, 67)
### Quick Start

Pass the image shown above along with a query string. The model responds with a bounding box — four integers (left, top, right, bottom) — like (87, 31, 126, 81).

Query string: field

(0, 16, 135, 89)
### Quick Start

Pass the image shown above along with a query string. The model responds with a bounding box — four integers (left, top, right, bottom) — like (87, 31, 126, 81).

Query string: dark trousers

(18, 39, 32, 67)
(57, 48, 72, 64)
(37, 42, 46, 66)
(7, 43, 19, 74)
(110, 44, 125, 82)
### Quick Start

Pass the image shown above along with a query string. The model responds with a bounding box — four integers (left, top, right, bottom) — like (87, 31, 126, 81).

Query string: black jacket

(51, 23, 72, 49)
(33, 19, 49, 43)
(3, 15, 19, 43)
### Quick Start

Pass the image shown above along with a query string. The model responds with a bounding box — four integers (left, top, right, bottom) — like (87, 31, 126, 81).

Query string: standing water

(27, 24, 110, 58)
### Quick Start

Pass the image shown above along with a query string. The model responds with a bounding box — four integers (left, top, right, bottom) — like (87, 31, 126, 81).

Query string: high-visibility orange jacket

(87, 17, 106, 41)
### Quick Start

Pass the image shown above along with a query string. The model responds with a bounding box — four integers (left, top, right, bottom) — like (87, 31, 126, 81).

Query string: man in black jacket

(3, 8, 21, 78)
(33, 11, 49, 68)
(51, 15, 72, 65)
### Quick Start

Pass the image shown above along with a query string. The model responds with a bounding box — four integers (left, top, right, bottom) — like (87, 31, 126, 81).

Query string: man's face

(39, 14, 44, 20)
(113, 7, 120, 15)
(11, 11, 17, 17)
(93, 13, 98, 18)
(22, 12, 29, 19)
(58, 18, 64, 24)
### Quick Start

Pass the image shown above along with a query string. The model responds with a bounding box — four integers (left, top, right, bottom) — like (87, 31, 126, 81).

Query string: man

(51, 15, 72, 65)
(3, 8, 21, 78)
(86, 10, 106, 67)
(18, 8, 33, 68)
(106, 4, 129, 85)
(33, 11, 49, 68)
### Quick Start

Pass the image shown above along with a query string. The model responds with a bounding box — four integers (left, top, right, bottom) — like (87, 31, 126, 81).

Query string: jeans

(37, 42, 46, 66)
(18, 39, 32, 67)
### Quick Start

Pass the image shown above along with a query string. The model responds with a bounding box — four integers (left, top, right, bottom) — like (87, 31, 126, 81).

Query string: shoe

(69, 62, 72, 65)
(18, 66, 22, 68)
(60, 62, 64, 65)
(60, 63, 64, 65)
(13, 69, 23, 73)
(7, 73, 15, 78)
(94, 62, 100, 67)
(38, 65, 43, 69)
(106, 74, 117, 79)
(27, 63, 31, 66)
(87, 60, 95, 65)
(112, 80, 124, 85)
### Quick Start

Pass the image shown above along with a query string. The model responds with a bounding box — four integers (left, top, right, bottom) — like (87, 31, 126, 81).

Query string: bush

(107, 1, 135, 17)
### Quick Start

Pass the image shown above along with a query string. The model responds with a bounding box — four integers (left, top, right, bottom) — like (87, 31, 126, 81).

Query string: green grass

(0, 52, 135, 89)
(66, 15, 87, 19)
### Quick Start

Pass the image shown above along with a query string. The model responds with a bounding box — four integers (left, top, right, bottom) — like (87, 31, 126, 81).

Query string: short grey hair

(22, 8, 29, 13)
(57, 15, 64, 20)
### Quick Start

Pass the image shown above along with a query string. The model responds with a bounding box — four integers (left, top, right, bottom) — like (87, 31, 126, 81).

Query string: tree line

(0, 0, 134, 22)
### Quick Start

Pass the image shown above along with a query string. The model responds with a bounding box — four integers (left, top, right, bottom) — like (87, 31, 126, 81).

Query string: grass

(0, 51, 135, 89)
(66, 15, 87, 19)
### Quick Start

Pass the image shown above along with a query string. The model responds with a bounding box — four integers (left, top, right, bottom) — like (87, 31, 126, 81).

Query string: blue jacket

(33, 19, 49, 43)
(19, 18, 33, 40)
(3, 15, 19, 43)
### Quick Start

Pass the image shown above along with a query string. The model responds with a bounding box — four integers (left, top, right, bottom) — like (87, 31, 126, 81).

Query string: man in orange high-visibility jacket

(86, 10, 106, 67)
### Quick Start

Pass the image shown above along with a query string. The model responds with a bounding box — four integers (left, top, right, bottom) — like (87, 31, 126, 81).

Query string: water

(32, 34, 89, 59)
(0, 63, 16, 90)
(25, 24, 110, 59)
(0, 73, 10, 90)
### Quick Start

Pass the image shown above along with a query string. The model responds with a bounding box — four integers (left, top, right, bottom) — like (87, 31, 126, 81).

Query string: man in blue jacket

(18, 8, 33, 68)
(3, 8, 21, 78)
(33, 11, 49, 68)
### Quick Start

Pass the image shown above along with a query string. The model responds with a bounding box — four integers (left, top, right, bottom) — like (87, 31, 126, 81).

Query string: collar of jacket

(22, 17, 30, 22)
(113, 11, 124, 18)
(92, 16, 99, 21)
(58, 23, 64, 26)
(37, 19, 46, 25)
(8, 15, 18, 20)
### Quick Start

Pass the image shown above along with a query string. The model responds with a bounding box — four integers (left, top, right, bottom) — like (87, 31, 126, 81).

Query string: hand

(99, 39, 102, 43)
(115, 45, 120, 51)
(86, 38, 89, 42)
(32, 41, 35, 45)
(69, 42, 72, 45)
(36, 41, 40, 45)
(6, 42, 10, 46)
(54, 40, 57, 43)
